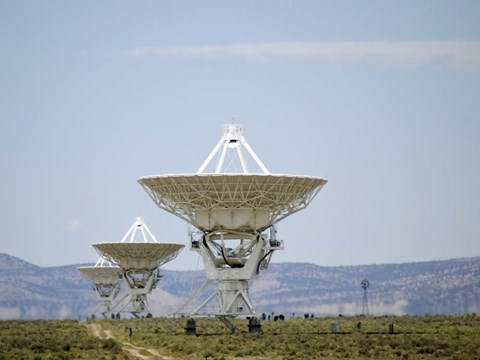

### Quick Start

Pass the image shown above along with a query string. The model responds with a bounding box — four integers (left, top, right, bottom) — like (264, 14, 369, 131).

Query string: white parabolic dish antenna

(93, 242, 184, 271)
(77, 257, 123, 318)
(93, 218, 184, 271)
(138, 123, 327, 318)
(139, 173, 326, 232)
(77, 266, 123, 284)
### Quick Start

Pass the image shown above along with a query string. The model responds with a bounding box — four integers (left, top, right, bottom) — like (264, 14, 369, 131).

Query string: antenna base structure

(176, 228, 283, 317)
(138, 123, 327, 318)
(93, 218, 184, 318)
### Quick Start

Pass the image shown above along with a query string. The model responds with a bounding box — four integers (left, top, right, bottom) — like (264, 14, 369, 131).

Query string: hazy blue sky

(1, 1, 479, 271)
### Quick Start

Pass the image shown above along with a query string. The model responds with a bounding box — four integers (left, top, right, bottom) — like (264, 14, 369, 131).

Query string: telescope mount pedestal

(113, 269, 160, 318)
(179, 229, 283, 318)
(93, 283, 120, 318)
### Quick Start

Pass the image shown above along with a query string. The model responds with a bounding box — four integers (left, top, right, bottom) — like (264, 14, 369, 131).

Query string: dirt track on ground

(84, 322, 177, 360)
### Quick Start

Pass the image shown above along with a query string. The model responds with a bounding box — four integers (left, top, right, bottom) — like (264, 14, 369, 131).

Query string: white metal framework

(138, 123, 327, 319)
(197, 123, 270, 174)
(119, 217, 159, 243)
(93, 218, 184, 318)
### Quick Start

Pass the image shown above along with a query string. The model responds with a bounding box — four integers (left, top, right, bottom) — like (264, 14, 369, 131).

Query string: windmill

(361, 279, 370, 316)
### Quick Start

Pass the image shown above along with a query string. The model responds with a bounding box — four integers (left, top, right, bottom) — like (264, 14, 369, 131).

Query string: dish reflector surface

(138, 173, 327, 231)
(93, 243, 184, 270)
(77, 266, 123, 284)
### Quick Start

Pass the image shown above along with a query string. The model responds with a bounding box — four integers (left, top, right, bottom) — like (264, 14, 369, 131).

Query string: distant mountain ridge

(0, 253, 39, 270)
(0, 253, 479, 320)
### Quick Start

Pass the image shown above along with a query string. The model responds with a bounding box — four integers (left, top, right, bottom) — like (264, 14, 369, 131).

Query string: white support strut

(196, 122, 270, 175)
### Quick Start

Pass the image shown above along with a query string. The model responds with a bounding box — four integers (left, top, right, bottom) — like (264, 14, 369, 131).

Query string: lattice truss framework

(138, 174, 327, 231)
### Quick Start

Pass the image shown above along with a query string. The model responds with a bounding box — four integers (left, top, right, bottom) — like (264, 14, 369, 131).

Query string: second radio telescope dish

(91, 218, 185, 318)
(93, 242, 184, 270)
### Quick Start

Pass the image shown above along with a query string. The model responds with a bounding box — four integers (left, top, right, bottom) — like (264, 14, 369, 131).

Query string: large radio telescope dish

(138, 123, 327, 320)
(138, 123, 327, 232)
(139, 173, 326, 232)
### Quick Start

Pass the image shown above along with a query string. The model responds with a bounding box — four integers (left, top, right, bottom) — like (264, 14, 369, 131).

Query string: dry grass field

(0, 319, 129, 360)
(1, 315, 479, 359)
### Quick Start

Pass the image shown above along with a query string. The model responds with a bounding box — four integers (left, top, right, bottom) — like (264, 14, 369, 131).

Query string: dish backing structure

(93, 218, 184, 318)
(138, 123, 327, 319)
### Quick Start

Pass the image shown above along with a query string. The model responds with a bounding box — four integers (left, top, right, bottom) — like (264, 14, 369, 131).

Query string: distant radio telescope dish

(77, 265, 123, 285)
(77, 257, 122, 318)
(138, 123, 327, 323)
(93, 242, 184, 270)
(93, 218, 184, 318)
